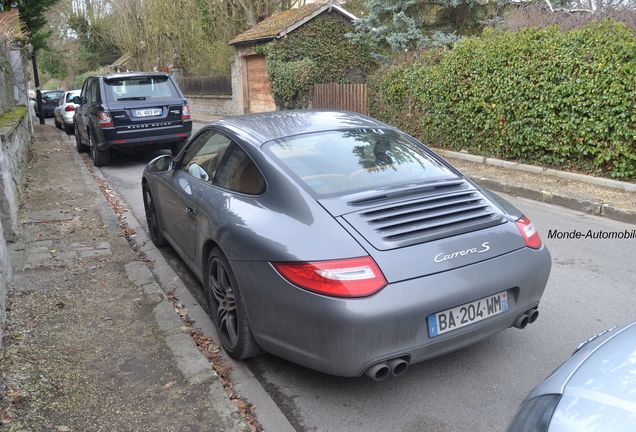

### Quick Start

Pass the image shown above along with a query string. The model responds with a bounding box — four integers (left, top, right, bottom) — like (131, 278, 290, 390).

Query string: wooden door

(245, 55, 276, 113)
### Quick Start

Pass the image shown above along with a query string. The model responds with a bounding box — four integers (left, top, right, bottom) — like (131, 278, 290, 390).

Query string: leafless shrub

(503, 2, 636, 33)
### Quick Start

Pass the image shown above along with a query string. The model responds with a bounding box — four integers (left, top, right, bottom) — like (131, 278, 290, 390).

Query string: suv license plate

(427, 291, 508, 337)
(134, 108, 162, 117)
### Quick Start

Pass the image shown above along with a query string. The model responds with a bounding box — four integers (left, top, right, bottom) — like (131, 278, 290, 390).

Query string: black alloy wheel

(142, 184, 167, 247)
(206, 249, 260, 359)
(88, 131, 111, 167)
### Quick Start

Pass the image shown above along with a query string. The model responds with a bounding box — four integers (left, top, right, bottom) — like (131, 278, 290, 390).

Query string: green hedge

(369, 20, 636, 180)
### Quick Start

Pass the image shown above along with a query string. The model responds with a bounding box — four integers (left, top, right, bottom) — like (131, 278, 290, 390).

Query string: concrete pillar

(9, 49, 27, 105)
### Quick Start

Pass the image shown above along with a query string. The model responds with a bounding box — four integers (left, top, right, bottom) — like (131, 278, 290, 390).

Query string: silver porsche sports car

(142, 110, 551, 379)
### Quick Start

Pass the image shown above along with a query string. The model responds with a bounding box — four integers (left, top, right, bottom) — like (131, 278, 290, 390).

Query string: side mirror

(72, 96, 85, 105)
(147, 154, 174, 174)
(187, 163, 209, 181)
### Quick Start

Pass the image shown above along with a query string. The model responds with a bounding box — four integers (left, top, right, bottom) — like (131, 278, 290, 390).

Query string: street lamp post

(29, 46, 44, 125)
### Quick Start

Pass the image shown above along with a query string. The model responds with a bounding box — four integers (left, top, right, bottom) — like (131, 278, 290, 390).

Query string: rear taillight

(98, 111, 113, 128)
(273, 256, 387, 297)
(182, 103, 191, 121)
(515, 216, 542, 249)
(65, 105, 75, 112)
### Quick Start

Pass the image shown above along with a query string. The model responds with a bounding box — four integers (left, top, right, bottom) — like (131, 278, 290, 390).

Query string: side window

(180, 131, 232, 182)
(80, 80, 89, 99)
(215, 143, 265, 195)
(87, 80, 97, 103)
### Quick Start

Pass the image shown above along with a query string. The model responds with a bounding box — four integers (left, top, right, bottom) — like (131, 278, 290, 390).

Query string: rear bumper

(231, 246, 551, 377)
(62, 111, 75, 125)
(98, 124, 191, 150)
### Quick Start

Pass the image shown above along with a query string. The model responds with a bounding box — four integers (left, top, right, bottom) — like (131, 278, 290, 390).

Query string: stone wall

(0, 39, 32, 345)
(0, 110, 31, 346)
(183, 58, 242, 120)
(186, 95, 239, 119)
(0, 44, 15, 116)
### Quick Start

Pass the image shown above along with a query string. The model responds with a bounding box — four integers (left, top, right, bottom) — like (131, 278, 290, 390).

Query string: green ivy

(369, 20, 636, 180)
(257, 13, 378, 109)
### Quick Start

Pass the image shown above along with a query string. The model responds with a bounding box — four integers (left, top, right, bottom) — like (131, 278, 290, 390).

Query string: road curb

(65, 130, 249, 432)
(435, 148, 636, 193)
(470, 175, 636, 225)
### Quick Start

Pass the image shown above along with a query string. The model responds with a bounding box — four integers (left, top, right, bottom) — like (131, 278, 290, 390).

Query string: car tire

(54, 117, 61, 129)
(169, 142, 181, 156)
(64, 123, 73, 135)
(142, 184, 167, 247)
(205, 248, 260, 360)
(75, 129, 88, 153)
(88, 131, 111, 167)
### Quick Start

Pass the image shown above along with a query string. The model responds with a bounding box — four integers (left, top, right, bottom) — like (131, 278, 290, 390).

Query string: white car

(53, 90, 81, 134)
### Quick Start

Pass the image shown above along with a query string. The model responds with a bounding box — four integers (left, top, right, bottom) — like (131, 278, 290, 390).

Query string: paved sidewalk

(0, 125, 248, 431)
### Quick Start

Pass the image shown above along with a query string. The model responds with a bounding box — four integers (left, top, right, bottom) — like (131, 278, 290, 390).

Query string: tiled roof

(229, 2, 354, 45)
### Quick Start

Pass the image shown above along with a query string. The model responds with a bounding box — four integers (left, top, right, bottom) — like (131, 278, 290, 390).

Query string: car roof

(211, 110, 391, 145)
(100, 72, 170, 80)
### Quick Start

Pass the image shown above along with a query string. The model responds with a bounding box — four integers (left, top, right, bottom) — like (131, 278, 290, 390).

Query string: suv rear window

(266, 128, 455, 197)
(103, 76, 178, 102)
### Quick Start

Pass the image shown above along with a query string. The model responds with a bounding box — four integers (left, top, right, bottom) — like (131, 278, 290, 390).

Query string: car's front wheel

(88, 131, 111, 166)
(206, 248, 260, 360)
(142, 184, 167, 247)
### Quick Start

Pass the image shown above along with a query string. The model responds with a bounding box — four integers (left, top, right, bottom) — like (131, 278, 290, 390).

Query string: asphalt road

(63, 123, 636, 432)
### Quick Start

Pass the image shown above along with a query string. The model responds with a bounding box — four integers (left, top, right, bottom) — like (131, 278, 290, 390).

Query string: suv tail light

(182, 103, 191, 121)
(98, 111, 113, 128)
(515, 216, 542, 249)
(65, 105, 75, 112)
(273, 256, 387, 297)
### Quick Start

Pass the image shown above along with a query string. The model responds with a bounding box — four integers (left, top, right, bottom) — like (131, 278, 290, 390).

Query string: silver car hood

(546, 322, 636, 431)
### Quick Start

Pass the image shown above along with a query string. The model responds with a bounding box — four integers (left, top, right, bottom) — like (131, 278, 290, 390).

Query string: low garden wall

(0, 107, 31, 345)
(186, 95, 240, 119)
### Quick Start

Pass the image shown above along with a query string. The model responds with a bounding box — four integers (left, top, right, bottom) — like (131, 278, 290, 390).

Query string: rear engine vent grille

(344, 190, 505, 250)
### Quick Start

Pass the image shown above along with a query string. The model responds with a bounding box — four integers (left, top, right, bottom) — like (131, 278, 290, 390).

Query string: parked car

(73, 72, 192, 166)
(141, 110, 552, 379)
(53, 89, 81, 134)
(507, 321, 636, 432)
(33, 90, 65, 118)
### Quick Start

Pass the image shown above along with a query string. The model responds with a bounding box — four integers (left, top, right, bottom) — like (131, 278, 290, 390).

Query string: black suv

(73, 72, 192, 166)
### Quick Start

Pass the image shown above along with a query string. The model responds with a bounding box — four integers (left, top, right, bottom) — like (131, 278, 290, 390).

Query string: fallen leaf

(6, 390, 22, 398)
(162, 381, 176, 389)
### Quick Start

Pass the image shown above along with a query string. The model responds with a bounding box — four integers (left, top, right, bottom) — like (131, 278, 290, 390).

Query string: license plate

(427, 291, 508, 337)
(134, 108, 162, 117)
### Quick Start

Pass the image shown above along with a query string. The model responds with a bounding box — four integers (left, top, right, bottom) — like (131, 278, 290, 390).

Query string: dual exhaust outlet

(365, 307, 539, 380)
(365, 358, 409, 381)
(513, 307, 539, 329)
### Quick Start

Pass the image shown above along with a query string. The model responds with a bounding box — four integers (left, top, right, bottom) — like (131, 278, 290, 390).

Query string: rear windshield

(103, 76, 178, 101)
(266, 128, 455, 197)
(66, 91, 80, 102)
(43, 91, 64, 100)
